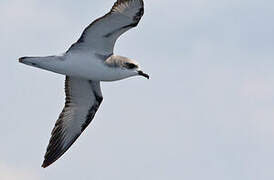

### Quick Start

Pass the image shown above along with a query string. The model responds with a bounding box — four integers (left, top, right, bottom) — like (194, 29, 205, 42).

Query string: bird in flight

(19, 0, 148, 168)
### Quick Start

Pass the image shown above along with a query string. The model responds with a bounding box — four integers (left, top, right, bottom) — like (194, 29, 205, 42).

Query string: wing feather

(67, 0, 144, 54)
(41, 76, 103, 168)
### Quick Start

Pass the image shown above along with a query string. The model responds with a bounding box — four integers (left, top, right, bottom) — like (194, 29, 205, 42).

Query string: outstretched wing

(67, 0, 144, 55)
(42, 76, 103, 168)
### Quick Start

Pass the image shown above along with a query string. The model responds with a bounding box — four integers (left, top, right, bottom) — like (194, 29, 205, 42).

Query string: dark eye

(125, 62, 138, 69)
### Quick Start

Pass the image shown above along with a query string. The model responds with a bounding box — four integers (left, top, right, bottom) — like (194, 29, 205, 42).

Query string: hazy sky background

(1, 0, 274, 179)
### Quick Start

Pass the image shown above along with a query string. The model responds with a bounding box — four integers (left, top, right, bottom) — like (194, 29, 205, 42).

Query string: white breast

(42, 52, 134, 81)
(27, 51, 137, 81)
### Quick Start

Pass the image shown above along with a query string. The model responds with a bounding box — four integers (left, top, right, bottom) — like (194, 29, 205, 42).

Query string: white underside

(28, 52, 136, 81)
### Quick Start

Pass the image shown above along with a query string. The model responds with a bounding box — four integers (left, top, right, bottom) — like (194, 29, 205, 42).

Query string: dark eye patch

(125, 62, 138, 69)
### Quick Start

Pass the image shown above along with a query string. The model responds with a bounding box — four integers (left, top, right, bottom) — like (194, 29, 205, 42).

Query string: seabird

(19, 0, 148, 168)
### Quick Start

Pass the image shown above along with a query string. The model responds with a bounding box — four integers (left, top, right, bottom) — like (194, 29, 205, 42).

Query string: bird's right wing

(67, 0, 144, 55)
(42, 76, 103, 168)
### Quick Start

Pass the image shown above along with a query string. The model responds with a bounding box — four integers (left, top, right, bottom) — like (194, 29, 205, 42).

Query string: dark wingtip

(41, 161, 48, 168)
(41, 160, 51, 168)
(41, 152, 61, 168)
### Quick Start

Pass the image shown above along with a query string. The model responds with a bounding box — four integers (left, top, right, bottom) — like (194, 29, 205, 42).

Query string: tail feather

(19, 56, 40, 66)
(18, 55, 66, 76)
(19, 56, 57, 65)
(19, 55, 65, 71)
(18, 56, 28, 63)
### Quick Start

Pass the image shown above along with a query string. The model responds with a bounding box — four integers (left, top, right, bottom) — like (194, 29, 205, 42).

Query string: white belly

(38, 52, 129, 81)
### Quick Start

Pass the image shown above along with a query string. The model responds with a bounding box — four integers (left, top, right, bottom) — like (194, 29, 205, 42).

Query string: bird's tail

(19, 56, 57, 67)
(18, 55, 65, 75)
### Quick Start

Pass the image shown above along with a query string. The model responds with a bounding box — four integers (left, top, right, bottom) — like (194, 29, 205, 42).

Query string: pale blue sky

(1, 0, 274, 179)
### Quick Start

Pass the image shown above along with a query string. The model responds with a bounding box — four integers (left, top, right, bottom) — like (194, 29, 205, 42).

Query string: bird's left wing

(67, 0, 144, 55)
(42, 76, 103, 168)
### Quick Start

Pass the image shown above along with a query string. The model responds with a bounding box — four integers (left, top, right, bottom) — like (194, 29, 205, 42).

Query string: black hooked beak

(138, 70, 150, 79)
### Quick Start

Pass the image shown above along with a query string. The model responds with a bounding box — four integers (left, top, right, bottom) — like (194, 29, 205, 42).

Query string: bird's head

(122, 61, 149, 79)
(105, 55, 149, 80)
